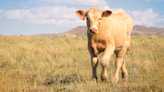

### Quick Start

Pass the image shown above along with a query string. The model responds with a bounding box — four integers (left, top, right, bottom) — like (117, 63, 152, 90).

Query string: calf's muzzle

(90, 28, 98, 33)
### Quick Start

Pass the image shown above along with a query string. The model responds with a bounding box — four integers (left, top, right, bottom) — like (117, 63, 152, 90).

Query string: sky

(0, 0, 164, 35)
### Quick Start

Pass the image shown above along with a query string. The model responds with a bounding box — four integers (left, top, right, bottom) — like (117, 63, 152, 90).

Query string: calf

(76, 7, 133, 83)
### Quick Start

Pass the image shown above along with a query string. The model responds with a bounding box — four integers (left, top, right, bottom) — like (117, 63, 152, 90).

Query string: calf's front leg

(91, 56, 98, 83)
(100, 46, 115, 81)
(88, 45, 98, 83)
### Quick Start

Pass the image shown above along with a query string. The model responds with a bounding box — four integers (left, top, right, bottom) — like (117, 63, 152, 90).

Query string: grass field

(0, 35, 164, 92)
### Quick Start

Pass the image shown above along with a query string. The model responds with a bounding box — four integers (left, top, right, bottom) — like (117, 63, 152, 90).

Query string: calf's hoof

(122, 72, 128, 81)
(101, 75, 108, 82)
(91, 78, 97, 84)
(113, 76, 119, 84)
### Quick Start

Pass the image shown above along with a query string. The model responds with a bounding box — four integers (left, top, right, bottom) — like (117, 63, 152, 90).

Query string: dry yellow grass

(0, 35, 164, 92)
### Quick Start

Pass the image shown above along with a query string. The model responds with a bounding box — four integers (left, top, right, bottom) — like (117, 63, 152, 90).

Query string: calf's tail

(127, 45, 131, 56)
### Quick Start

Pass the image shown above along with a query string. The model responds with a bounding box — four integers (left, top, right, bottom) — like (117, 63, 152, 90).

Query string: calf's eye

(99, 18, 101, 21)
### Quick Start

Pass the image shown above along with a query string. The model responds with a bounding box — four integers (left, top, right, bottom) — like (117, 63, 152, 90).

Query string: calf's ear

(102, 10, 112, 17)
(76, 10, 86, 20)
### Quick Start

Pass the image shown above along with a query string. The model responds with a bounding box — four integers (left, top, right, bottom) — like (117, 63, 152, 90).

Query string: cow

(76, 7, 133, 84)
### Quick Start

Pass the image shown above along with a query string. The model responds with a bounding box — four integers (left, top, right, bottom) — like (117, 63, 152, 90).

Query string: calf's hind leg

(113, 47, 128, 83)
(121, 58, 128, 81)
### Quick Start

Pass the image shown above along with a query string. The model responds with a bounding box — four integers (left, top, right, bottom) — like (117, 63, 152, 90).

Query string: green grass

(0, 35, 164, 92)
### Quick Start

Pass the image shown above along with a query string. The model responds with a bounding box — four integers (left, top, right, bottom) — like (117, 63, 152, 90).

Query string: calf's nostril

(90, 29, 92, 32)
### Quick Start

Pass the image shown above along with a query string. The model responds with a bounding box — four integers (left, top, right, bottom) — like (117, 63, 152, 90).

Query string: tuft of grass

(0, 35, 164, 92)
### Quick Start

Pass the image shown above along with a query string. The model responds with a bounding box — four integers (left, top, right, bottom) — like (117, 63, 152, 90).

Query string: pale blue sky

(0, 0, 164, 35)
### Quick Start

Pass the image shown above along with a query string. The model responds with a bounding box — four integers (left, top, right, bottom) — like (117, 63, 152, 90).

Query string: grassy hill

(0, 35, 164, 92)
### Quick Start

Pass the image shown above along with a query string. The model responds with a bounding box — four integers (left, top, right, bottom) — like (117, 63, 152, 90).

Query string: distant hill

(0, 34, 4, 36)
(34, 34, 58, 37)
(132, 25, 164, 36)
(1, 25, 164, 36)
(58, 26, 87, 35)
(57, 25, 164, 36)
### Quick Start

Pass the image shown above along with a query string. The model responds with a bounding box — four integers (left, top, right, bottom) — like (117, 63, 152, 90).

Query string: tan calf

(76, 7, 133, 83)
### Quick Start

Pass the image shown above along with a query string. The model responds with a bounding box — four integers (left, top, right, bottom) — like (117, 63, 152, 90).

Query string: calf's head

(76, 8, 112, 34)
